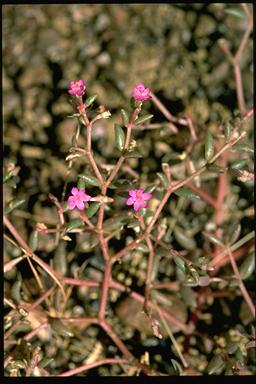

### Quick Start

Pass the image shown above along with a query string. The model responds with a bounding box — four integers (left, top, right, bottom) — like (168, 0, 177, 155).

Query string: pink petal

(129, 190, 137, 197)
(126, 197, 134, 206)
(68, 197, 76, 209)
(142, 192, 152, 200)
(71, 187, 78, 195)
(76, 201, 85, 210)
(77, 189, 85, 196)
(133, 201, 140, 211)
(140, 200, 147, 208)
(83, 194, 92, 202)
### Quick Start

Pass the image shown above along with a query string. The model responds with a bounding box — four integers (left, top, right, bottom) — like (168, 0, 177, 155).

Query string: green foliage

(114, 124, 125, 151)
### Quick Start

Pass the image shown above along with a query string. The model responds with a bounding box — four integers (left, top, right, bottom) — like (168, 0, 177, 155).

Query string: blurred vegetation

(3, 4, 254, 376)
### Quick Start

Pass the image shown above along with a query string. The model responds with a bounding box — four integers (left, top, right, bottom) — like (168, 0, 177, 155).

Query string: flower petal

(142, 192, 152, 201)
(129, 190, 137, 197)
(76, 201, 85, 210)
(133, 201, 140, 211)
(67, 197, 76, 210)
(126, 197, 134, 206)
(77, 189, 85, 196)
(71, 187, 78, 195)
(83, 194, 92, 202)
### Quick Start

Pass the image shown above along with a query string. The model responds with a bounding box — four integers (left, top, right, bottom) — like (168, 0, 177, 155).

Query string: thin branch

(98, 259, 112, 320)
(151, 93, 186, 129)
(79, 110, 104, 185)
(4, 216, 66, 298)
(154, 303, 189, 368)
(63, 277, 100, 288)
(105, 106, 140, 188)
(226, 246, 255, 318)
(110, 280, 191, 333)
(186, 182, 218, 209)
(210, 230, 254, 269)
(100, 321, 134, 359)
(59, 358, 129, 377)
(143, 236, 155, 314)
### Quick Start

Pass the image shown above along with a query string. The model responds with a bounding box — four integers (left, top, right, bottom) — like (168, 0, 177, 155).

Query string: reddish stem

(59, 358, 129, 377)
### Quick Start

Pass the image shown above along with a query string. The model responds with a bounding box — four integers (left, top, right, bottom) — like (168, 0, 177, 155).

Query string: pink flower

(67, 187, 92, 210)
(126, 189, 152, 212)
(68, 80, 86, 97)
(132, 83, 151, 102)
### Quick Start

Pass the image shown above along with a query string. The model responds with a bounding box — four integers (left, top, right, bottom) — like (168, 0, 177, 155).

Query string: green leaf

(28, 230, 38, 252)
(66, 219, 84, 232)
(11, 280, 22, 304)
(180, 286, 197, 309)
(202, 231, 224, 247)
(174, 227, 196, 251)
(103, 216, 127, 232)
(229, 168, 243, 178)
(207, 354, 225, 375)
(124, 150, 143, 158)
(156, 172, 168, 188)
(205, 131, 214, 161)
(226, 341, 239, 355)
(14, 360, 26, 369)
(5, 199, 26, 214)
(173, 256, 186, 273)
(86, 202, 100, 218)
(174, 187, 200, 199)
(71, 134, 77, 147)
(77, 178, 86, 189)
(3, 170, 13, 183)
(114, 124, 125, 151)
(171, 359, 183, 375)
(239, 252, 255, 280)
(121, 109, 129, 126)
(71, 124, 81, 146)
(85, 94, 97, 108)
(89, 233, 100, 249)
(187, 266, 200, 285)
(144, 184, 157, 194)
(231, 144, 254, 153)
(78, 174, 100, 187)
(224, 7, 246, 19)
(224, 121, 233, 141)
(127, 221, 140, 231)
(229, 223, 241, 245)
(54, 243, 67, 276)
(49, 317, 74, 337)
(130, 98, 141, 108)
(137, 243, 149, 253)
(207, 164, 225, 173)
(230, 159, 247, 169)
(62, 201, 69, 212)
(38, 357, 54, 369)
(135, 114, 154, 125)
